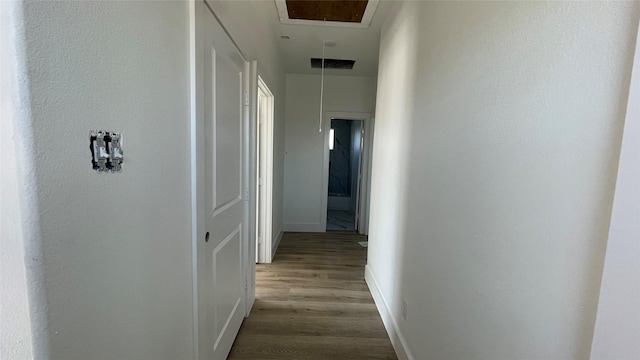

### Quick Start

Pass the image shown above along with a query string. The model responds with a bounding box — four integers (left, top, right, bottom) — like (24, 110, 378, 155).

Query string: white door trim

(256, 77, 275, 263)
(188, 2, 200, 358)
(321, 111, 373, 233)
(245, 61, 257, 316)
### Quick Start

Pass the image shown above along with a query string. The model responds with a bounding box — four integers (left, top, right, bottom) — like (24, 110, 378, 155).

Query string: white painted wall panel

(367, 2, 639, 359)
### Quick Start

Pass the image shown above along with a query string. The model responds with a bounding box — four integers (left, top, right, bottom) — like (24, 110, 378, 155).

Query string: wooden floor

(228, 232, 397, 360)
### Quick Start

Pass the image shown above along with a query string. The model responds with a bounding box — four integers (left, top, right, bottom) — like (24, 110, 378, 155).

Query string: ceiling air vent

(311, 58, 356, 70)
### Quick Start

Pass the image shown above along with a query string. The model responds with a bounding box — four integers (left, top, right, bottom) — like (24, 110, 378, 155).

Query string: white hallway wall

(366, 2, 639, 359)
(590, 17, 640, 359)
(16, 2, 194, 358)
(283, 74, 376, 232)
(9, 1, 286, 358)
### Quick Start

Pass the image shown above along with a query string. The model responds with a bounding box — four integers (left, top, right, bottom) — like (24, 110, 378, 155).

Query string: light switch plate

(90, 130, 123, 172)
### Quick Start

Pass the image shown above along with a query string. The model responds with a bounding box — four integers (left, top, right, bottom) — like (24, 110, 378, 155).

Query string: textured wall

(367, 2, 639, 359)
(19, 2, 194, 358)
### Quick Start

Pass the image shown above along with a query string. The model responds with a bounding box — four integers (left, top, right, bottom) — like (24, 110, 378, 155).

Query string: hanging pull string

(319, 18, 327, 133)
(319, 40, 326, 133)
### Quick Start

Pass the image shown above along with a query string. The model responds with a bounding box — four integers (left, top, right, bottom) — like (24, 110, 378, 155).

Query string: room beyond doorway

(326, 118, 364, 231)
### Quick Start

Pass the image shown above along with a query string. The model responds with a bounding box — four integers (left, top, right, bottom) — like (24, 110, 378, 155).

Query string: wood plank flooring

(227, 232, 397, 360)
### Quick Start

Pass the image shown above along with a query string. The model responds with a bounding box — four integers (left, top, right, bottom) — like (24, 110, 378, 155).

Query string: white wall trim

(365, 265, 414, 360)
(245, 60, 257, 316)
(257, 76, 275, 264)
(283, 222, 326, 232)
(271, 229, 283, 259)
(188, 1, 199, 358)
(361, 116, 374, 235)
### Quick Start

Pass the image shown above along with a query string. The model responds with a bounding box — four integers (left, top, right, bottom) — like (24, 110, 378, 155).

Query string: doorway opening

(326, 118, 364, 231)
(256, 77, 275, 263)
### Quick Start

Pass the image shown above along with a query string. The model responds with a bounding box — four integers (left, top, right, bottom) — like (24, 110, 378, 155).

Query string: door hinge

(244, 92, 250, 106)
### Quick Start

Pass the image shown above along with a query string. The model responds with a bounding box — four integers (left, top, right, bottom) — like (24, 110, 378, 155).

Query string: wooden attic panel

(285, 0, 369, 23)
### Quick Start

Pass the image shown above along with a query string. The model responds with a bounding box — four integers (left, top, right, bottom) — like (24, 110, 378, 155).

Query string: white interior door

(195, 2, 247, 358)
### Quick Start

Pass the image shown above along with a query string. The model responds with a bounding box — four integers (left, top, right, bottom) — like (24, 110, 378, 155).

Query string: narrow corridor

(228, 232, 396, 359)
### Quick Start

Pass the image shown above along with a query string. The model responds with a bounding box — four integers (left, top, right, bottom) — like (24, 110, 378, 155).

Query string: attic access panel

(275, 0, 379, 28)
(286, 0, 368, 23)
(311, 58, 356, 70)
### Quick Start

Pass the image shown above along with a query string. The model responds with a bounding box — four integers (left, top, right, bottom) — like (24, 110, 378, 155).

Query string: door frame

(321, 111, 373, 234)
(189, 1, 256, 358)
(256, 77, 275, 263)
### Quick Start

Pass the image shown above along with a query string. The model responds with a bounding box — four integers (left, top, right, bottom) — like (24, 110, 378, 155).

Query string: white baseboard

(365, 265, 414, 360)
(283, 222, 325, 232)
(271, 229, 283, 259)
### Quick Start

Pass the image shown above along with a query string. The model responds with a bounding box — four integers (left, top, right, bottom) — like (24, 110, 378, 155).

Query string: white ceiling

(254, 0, 393, 77)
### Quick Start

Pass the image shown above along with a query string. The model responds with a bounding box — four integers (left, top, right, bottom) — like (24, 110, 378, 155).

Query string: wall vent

(311, 58, 355, 70)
